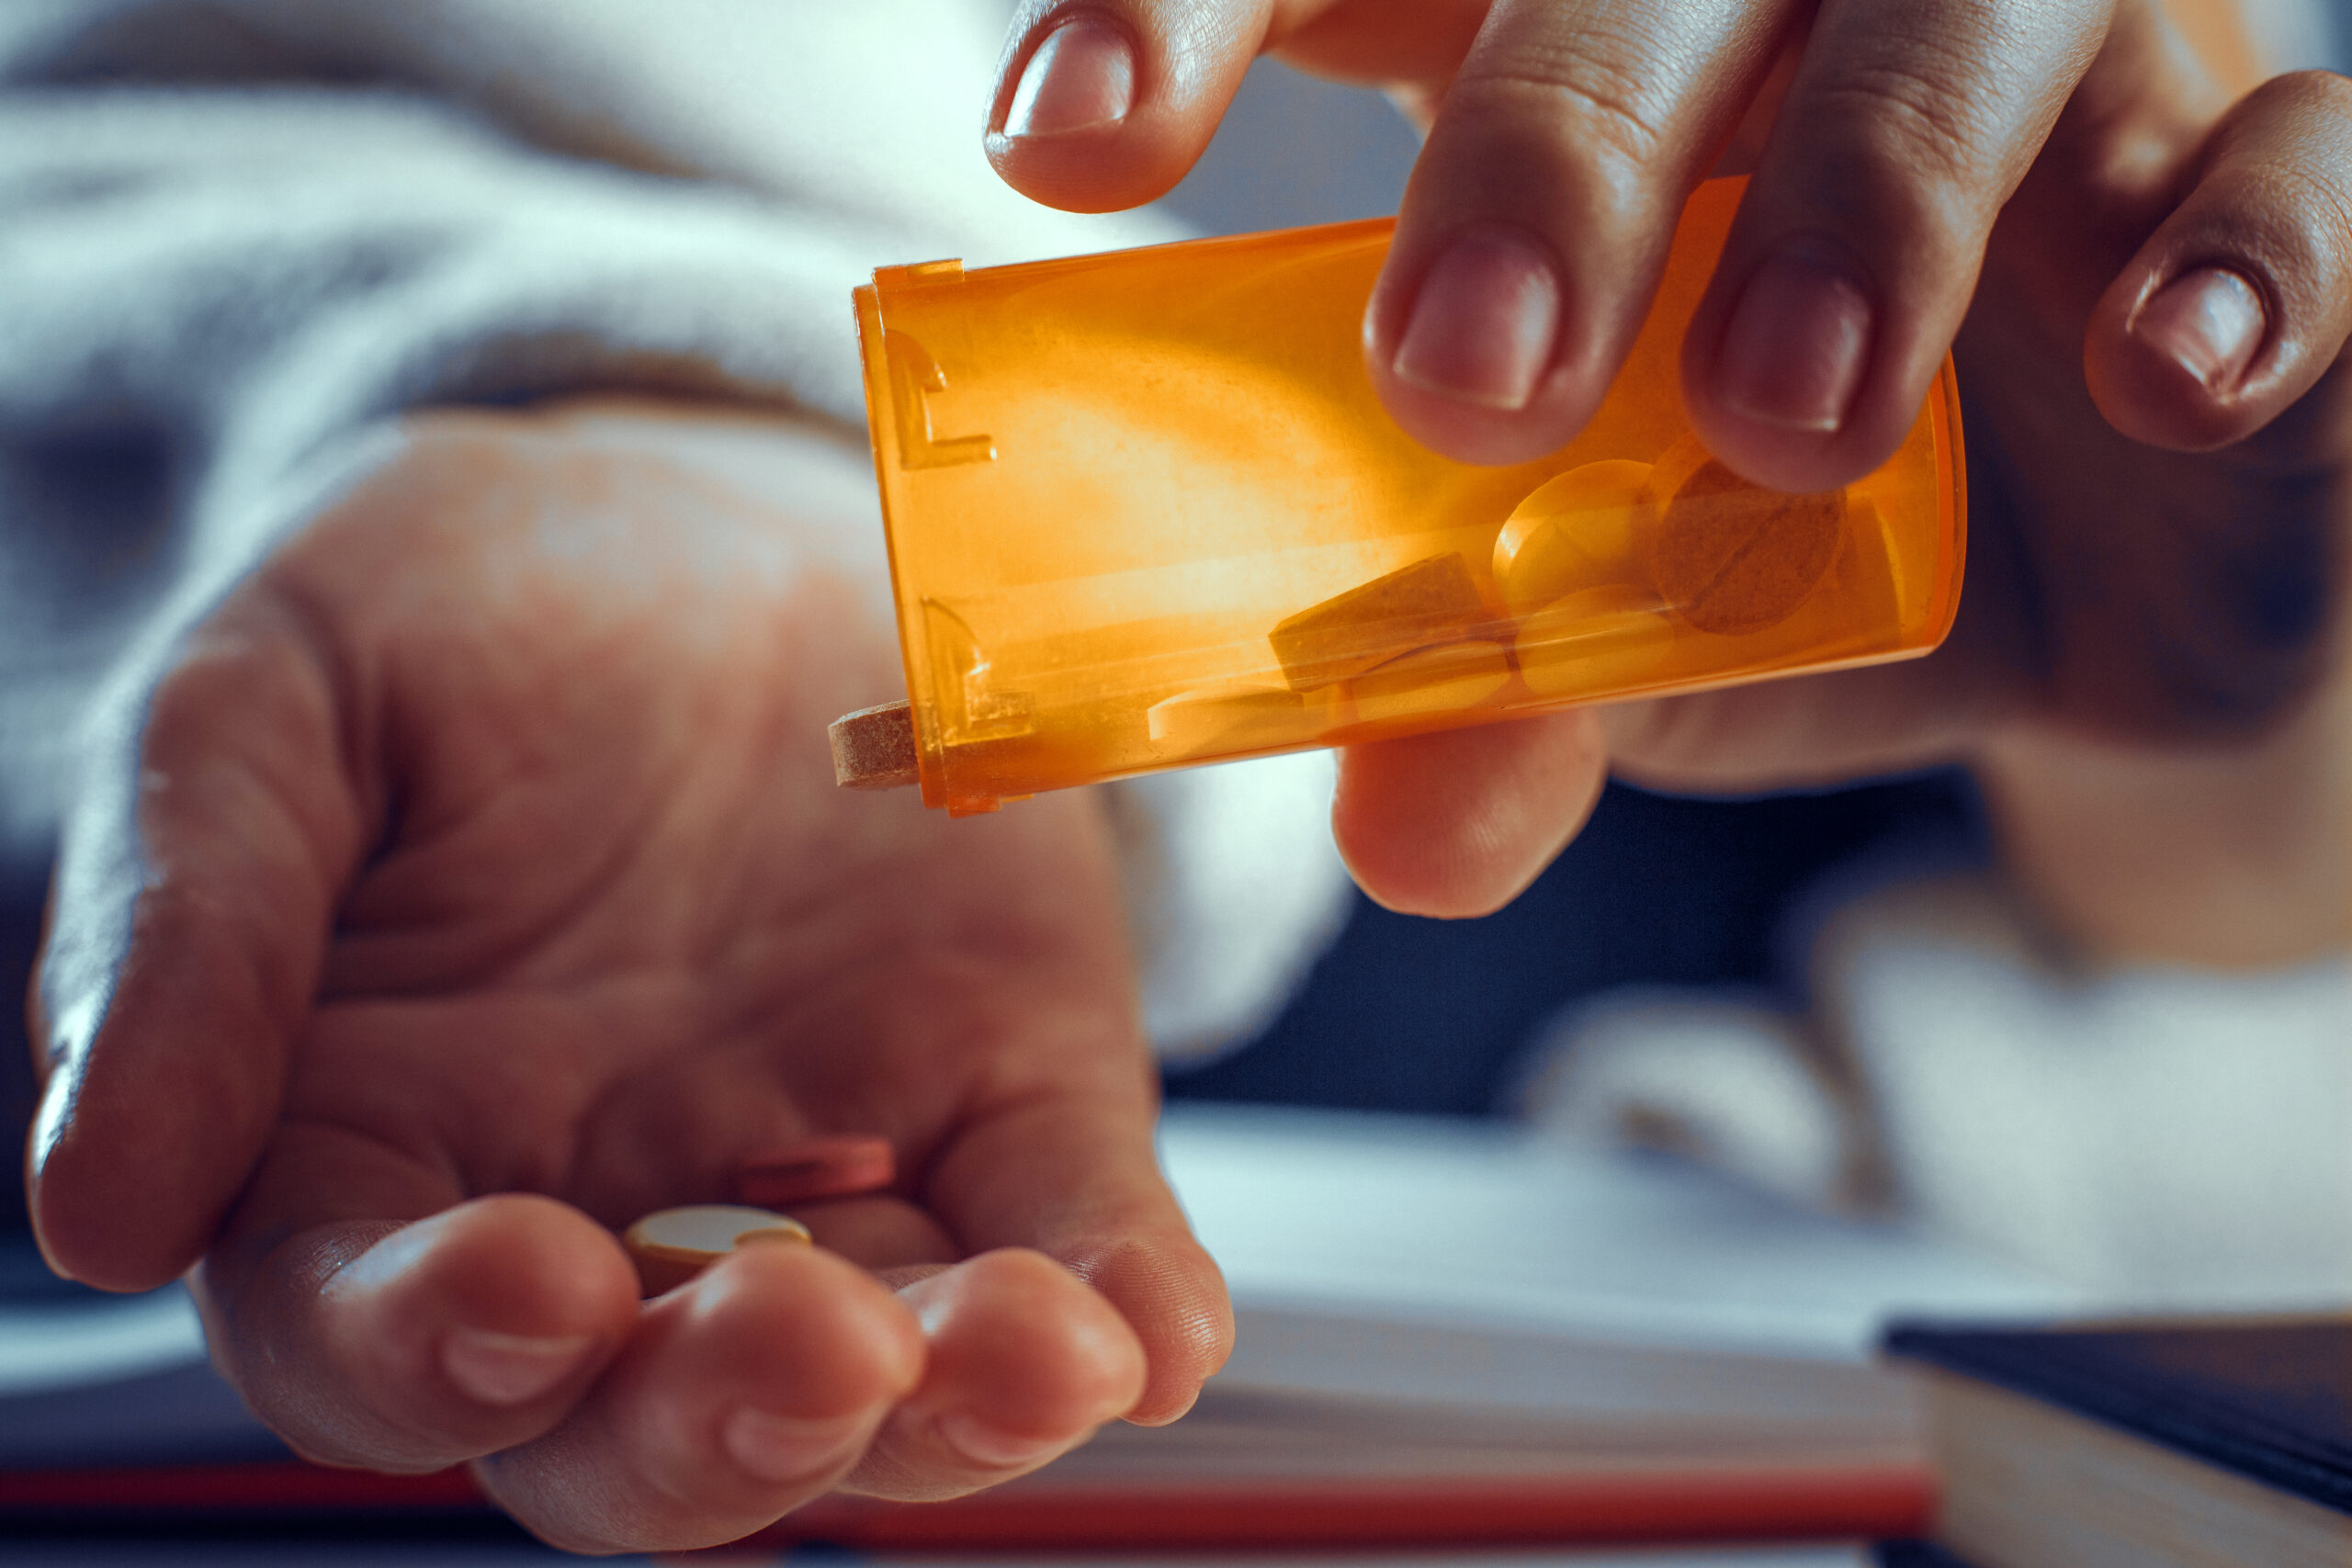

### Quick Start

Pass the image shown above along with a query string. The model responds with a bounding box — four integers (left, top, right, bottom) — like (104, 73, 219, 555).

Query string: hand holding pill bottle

(838, 177, 1962, 814)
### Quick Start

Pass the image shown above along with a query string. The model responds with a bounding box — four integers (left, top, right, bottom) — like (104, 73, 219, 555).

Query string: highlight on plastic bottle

(834, 178, 1964, 815)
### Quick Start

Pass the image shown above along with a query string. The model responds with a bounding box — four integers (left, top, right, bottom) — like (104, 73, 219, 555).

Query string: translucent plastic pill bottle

(852, 176, 1963, 815)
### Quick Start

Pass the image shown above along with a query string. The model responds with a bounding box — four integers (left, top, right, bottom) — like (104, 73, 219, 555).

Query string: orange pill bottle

(853, 177, 1963, 815)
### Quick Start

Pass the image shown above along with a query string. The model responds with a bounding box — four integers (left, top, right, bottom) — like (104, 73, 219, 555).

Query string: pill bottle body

(855, 177, 1963, 816)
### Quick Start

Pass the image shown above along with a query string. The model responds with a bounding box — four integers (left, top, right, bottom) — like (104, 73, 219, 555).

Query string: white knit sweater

(0, 0, 1351, 1060)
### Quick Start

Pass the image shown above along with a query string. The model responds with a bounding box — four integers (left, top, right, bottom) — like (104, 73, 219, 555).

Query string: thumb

(1332, 709, 1608, 919)
(985, 0, 1272, 212)
(29, 591, 368, 1291)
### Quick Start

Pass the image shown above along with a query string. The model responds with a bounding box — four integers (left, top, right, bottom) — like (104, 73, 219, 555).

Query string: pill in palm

(733, 1134, 897, 1208)
(624, 1204, 811, 1297)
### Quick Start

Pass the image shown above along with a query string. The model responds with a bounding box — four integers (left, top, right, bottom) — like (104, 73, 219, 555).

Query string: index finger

(984, 0, 1266, 213)
(1363, 0, 1800, 464)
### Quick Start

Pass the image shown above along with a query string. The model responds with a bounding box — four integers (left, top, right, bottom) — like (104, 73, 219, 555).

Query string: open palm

(28, 402, 1228, 1552)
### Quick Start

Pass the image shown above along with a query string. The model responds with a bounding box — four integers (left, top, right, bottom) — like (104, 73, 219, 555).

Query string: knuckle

(2181, 74, 2352, 324)
(1813, 55, 2007, 197)
(2243, 66, 2352, 118)
(2272, 165, 2352, 284)
(2266, 129, 2352, 244)
(2196, 153, 2352, 321)
(1452, 36, 1674, 178)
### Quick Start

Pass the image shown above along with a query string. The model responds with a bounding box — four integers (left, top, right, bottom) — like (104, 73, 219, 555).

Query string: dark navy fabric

(1167, 770, 1983, 1116)
(1874, 1542, 1976, 1568)
(2, 854, 42, 1238)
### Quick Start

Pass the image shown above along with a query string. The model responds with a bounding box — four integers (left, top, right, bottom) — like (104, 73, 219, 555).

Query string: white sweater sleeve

(0, 0, 1351, 1059)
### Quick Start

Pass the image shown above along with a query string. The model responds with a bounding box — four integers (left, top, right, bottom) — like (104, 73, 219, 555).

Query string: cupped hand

(25, 402, 1230, 1552)
(988, 1, 2352, 956)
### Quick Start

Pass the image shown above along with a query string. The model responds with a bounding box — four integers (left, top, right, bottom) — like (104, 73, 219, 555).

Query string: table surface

(6, 1543, 1875, 1567)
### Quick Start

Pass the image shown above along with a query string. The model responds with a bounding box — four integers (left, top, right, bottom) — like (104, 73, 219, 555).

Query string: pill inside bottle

(843, 176, 1962, 814)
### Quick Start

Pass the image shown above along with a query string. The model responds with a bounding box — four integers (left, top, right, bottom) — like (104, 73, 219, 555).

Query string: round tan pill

(1493, 459, 1654, 617)
(1642, 438, 1844, 637)
(734, 1134, 898, 1209)
(624, 1204, 812, 1297)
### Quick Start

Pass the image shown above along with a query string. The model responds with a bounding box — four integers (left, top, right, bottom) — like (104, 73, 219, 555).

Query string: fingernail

(441, 1327, 595, 1406)
(723, 1407, 868, 1484)
(2134, 266, 2264, 391)
(937, 1410, 1067, 1470)
(1391, 227, 1563, 412)
(1002, 17, 1135, 138)
(1715, 240, 1874, 433)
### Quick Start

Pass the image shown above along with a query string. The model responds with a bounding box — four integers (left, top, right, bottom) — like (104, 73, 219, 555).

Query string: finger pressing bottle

(835, 177, 1964, 815)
